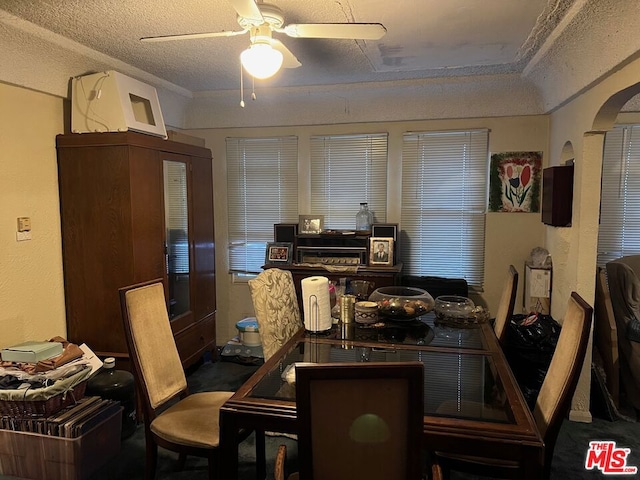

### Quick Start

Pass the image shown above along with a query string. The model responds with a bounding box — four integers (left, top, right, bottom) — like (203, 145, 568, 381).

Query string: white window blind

(598, 125, 640, 266)
(401, 129, 489, 288)
(310, 133, 388, 229)
(226, 136, 298, 273)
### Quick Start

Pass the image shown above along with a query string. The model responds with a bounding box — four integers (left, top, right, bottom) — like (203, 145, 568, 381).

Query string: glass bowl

(368, 286, 435, 321)
(434, 295, 477, 327)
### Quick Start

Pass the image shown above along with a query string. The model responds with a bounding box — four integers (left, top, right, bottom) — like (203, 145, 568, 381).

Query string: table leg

(522, 445, 545, 480)
(219, 411, 239, 480)
(255, 429, 266, 480)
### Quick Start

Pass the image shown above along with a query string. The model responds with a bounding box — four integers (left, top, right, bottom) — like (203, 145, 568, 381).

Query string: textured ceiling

(0, 0, 576, 94)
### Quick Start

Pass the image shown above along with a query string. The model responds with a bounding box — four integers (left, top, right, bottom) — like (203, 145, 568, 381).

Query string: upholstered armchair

(606, 256, 640, 410)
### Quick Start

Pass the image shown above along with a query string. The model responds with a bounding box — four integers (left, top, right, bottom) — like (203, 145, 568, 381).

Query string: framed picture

(369, 237, 394, 266)
(299, 215, 324, 234)
(265, 242, 293, 264)
(489, 151, 542, 213)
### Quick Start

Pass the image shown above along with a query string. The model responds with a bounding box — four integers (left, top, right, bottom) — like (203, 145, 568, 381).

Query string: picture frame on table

(369, 237, 394, 266)
(265, 242, 293, 264)
(299, 215, 324, 234)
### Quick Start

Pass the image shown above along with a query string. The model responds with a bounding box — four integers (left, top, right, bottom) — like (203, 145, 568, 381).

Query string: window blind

(401, 129, 489, 288)
(598, 125, 640, 266)
(226, 136, 298, 273)
(310, 133, 388, 229)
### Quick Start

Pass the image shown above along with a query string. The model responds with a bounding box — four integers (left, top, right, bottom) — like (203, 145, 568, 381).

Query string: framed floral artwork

(489, 151, 542, 212)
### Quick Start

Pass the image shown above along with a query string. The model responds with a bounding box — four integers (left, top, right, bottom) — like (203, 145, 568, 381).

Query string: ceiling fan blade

(228, 0, 264, 24)
(141, 30, 247, 42)
(271, 39, 301, 68)
(282, 23, 386, 40)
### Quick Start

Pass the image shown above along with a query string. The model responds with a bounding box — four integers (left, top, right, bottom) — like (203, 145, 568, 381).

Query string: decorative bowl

(434, 295, 477, 327)
(368, 286, 434, 321)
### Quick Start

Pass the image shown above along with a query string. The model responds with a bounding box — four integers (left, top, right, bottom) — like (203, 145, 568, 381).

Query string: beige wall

(188, 115, 548, 343)
(0, 82, 67, 349)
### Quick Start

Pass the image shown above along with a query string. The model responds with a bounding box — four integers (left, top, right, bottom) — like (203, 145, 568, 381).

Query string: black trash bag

(503, 312, 561, 410)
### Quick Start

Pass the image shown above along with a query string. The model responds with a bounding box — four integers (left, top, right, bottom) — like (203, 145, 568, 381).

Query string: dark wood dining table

(219, 313, 544, 479)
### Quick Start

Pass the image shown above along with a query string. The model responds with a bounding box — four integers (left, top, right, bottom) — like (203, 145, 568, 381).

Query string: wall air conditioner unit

(71, 70, 167, 139)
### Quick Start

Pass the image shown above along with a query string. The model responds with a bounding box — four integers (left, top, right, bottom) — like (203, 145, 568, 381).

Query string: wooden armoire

(56, 131, 216, 369)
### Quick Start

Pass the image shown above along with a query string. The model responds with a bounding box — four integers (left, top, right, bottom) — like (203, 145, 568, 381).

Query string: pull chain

(240, 63, 245, 108)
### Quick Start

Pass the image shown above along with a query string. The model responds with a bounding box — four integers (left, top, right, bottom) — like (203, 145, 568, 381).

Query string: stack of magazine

(0, 396, 121, 438)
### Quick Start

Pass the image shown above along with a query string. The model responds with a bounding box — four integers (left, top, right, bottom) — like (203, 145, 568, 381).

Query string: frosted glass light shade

(240, 43, 284, 79)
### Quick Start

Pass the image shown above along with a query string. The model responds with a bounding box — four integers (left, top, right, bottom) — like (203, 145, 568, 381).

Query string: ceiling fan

(140, 0, 387, 80)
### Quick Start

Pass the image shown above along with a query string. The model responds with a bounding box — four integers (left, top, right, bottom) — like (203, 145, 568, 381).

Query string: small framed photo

(299, 215, 324, 234)
(265, 242, 293, 264)
(369, 237, 394, 266)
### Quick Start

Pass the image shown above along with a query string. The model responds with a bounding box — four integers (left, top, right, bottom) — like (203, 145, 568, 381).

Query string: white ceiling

(0, 0, 577, 94)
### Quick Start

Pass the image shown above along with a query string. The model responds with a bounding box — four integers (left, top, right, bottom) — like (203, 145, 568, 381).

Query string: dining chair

(119, 279, 254, 480)
(274, 444, 297, 480)
(287, 361, 425, 480)
(433, 291, 593, 480)
(276, 442, 443, 480)
(594, 267, 619, 407)
(493, 265, 519, 344)
(248, 268, 303, 361)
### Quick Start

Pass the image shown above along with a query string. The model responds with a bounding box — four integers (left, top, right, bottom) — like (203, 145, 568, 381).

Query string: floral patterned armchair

(248, 268, 303, 361)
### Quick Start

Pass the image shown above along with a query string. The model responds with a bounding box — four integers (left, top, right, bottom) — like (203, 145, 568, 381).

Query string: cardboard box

(1, 341, 63, 363)
(524, 263, 552, 314)
(0, 408, 121, 480)
(167, 129, 206, 147)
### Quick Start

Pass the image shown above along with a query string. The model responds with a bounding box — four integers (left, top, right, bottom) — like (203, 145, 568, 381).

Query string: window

(310, 133, 388, 229)
(401, 129, 489, 288)
(597, 125, 640, 266)
(226, 136, 298, 273)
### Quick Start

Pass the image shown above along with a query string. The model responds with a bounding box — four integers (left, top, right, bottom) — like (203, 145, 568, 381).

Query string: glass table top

(248, 338, 514, 425)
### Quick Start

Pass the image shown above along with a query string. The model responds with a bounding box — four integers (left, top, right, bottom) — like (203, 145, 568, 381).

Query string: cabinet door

(190, 155, 216, 320)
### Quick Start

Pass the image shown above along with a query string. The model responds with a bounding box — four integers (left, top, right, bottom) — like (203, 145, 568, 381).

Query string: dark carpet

(4, 359, 637, 480)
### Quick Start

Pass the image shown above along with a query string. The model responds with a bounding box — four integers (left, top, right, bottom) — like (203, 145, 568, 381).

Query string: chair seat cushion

(150, 391, 234, 449)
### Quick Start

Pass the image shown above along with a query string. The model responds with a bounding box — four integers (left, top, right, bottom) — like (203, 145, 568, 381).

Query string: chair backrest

(533, 291, 592, 474)
(594, 267, 619, 407)
(119, 279, 187, 417)
(493, 265, 519, 343)
(295, 362, 424, 480)
(606, 257, 640, 330)
(248, 268, 303, 361)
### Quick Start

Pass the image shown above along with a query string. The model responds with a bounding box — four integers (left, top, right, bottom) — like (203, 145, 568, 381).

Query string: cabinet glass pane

(164, 160, 190, 318)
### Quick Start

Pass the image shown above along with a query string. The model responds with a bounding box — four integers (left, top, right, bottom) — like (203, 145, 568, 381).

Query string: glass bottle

(86, 357, 137, 439)
(355, 202, 373, 232)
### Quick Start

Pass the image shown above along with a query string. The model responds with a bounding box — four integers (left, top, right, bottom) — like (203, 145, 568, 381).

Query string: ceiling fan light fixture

(240, 43, 283, 79)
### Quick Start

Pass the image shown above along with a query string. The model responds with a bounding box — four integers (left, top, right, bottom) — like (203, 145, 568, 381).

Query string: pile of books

(0, 396, 121, 438)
